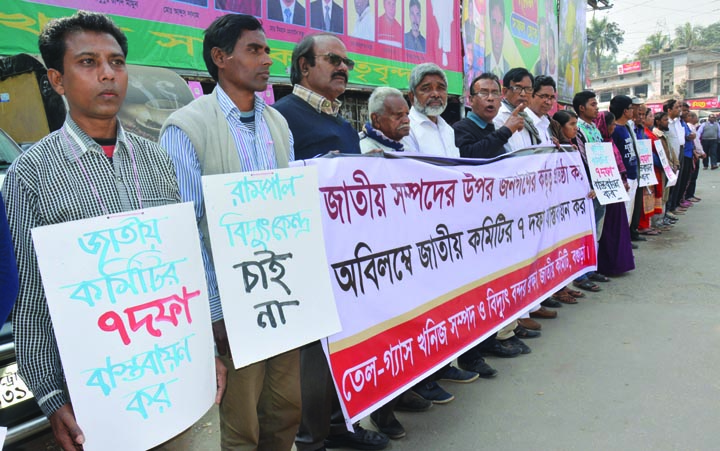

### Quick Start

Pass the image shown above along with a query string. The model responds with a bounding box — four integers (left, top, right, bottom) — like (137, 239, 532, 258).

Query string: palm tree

(673, 22, 700, 49)
(587, 16, 625, 76)
(636, 32, 670, 61)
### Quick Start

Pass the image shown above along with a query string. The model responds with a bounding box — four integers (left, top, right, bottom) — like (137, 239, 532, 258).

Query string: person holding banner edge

(273, 34, 387, 451)
(160, 14, 301, 451)
(3, 11, 227, 451)
(402, 63, 485, 403)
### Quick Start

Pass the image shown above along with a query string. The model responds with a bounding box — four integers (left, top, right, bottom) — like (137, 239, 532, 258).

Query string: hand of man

(688, 132, 696, 140)
(212, 319, 232, 359)
(50, 403, 85, 451)
(503, 104, 526, 133)
(587, 190, 596, 199)
(624, 181, 630, 191)
(214, 356, 228, 405)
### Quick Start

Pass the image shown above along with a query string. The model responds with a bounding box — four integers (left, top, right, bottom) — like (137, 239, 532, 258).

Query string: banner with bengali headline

(304, 148, 597, 423)
(1, 0, 463, 93)
(31, 203, 215, 451)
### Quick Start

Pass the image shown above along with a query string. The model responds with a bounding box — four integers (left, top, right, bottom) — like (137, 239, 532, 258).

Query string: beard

(414, 98, 446, 117)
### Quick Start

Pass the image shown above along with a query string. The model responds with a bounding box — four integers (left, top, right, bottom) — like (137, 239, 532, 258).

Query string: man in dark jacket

(453, 73, 524, 158)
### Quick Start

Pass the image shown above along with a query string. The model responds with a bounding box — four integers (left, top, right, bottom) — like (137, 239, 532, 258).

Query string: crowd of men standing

(0, 9, 713, 451)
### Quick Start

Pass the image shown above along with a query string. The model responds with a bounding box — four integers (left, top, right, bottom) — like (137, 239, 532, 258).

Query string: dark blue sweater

(273, 93, 361, 160)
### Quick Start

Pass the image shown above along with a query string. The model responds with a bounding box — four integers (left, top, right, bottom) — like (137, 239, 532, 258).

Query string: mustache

(332, 71, 348, 82)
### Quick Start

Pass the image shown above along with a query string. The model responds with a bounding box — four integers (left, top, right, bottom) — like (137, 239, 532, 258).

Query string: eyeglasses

(473, 90, 501, 99)
(535, 94, 557, 102)
(315, 53, 355, 70)
(509, 86, 533, 94)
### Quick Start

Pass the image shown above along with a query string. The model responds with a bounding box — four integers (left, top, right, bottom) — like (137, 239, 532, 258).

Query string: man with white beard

(402, 63, 479, 404)
(402, 63, 460, 157)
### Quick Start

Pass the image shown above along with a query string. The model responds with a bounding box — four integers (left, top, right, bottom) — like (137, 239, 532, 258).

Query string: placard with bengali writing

(202, 166, 341, 369)
(635, 139, 659, 188)
(32, 202, 215, 451)
(309, 149, 597, 423)
(586, 142, 630, 205)
(653, 137, 679, 187)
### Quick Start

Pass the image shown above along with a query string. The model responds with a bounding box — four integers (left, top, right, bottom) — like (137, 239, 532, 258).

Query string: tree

(636, 32, 670, 62)
(587, 16, 625, 77)
(698, 22, 720, 49)
(673, 22, 701, 49)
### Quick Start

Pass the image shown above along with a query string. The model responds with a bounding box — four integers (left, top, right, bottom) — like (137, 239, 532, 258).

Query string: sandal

(563, 287, 585, 298)
(552, 292, 578, 304)
(639, 229, 660, 236)
(588, 272, 610, 282)
(573, 280, 601, 292)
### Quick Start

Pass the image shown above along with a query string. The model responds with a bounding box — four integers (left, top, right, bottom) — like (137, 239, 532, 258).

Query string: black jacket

(453, 117, 512, 159)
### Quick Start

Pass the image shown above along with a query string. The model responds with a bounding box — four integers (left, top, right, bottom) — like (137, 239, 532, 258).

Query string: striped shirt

(2, 116, 180, 417)
(292, 84, 342, 116)
(160, 85, 294, 322)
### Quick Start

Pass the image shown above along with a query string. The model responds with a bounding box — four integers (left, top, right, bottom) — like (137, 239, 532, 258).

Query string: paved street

(9, 170, 720, 451)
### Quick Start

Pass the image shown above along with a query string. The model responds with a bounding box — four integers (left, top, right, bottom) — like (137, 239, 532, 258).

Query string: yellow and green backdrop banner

(0, 0, 464, 93)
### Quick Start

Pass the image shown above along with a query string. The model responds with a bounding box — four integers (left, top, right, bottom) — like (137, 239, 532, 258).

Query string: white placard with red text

(202, 166, 341, 369)
(586, 142, 630, 205)
(636, 139, 659, 187)
(309, 149, 597, 423)
(32, 202, 215, 451)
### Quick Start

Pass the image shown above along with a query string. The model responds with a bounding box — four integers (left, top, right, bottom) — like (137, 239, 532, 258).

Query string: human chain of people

(0, 3, 711, 450)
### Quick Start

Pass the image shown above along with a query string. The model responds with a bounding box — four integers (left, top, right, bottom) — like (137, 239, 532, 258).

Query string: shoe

(541, 298, 563, 308)
(671, 209, 686, 215)
(712, 165, 718, 170)
(689, 196, 701, 202)
(438, 365, 479, 383)
(529, 306, 558, 319)
(680, 200, 693, 208)
(514, 325, 541, 338)
(478, 336, 522, 358)
(395, 390, 432, 412)
(458, 356, 498, 378)
(369, 412, 406, 440)
(413, 382, 454, 404)
(630, 235, 647, 242)
(517, 317, 542, 330)
(665, 212, 679, 220)
(325, 424, 389, 450)
(505, 336, 531, 354)
(631, 243, 638, 249)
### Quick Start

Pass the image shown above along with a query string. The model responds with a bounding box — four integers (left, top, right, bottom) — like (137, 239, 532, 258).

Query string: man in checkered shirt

(1, 11, 226, 450)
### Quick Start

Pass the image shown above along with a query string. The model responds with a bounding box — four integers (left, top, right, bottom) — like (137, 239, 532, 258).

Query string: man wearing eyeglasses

(524, 75, 558, 145)
(274, 34, 386, 451)
(493, 67, 536, 154)
(274, 33, 361, 160)
(453, 72, 525, 158)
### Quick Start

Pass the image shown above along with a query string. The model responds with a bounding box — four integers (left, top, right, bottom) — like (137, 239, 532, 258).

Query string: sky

(588, 0, 720, 60)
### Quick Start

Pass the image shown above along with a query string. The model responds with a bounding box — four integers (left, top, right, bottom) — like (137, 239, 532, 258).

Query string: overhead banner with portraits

(1, 0, 463, 93)
(462, 0, 558, 95)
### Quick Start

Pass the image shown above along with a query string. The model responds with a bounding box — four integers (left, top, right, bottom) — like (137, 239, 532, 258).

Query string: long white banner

(308, 149, 598, 422)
